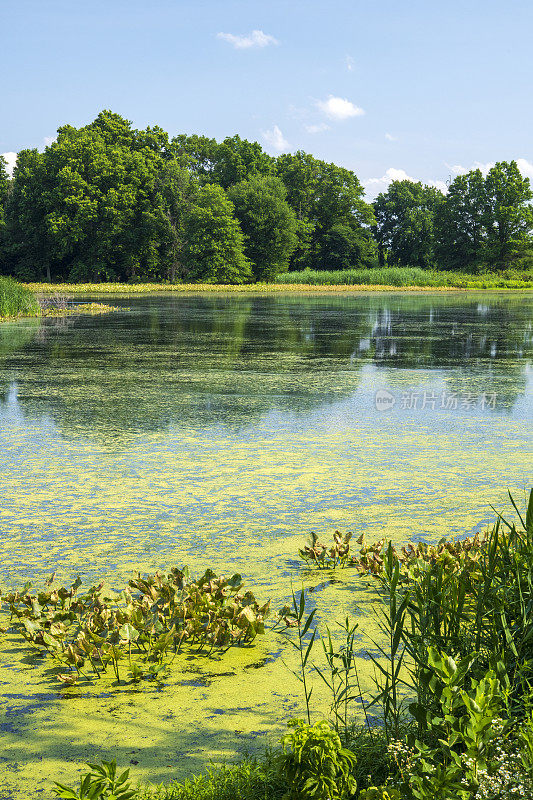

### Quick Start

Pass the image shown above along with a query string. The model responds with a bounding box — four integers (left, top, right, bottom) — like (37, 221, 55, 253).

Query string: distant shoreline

(22, 282, 533, 295)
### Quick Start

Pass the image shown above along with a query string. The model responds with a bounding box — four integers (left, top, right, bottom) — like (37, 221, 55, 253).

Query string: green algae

(0, 292, 531, 798)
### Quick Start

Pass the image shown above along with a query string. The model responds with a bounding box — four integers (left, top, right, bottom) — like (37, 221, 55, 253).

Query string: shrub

(280, 719, 357, 800)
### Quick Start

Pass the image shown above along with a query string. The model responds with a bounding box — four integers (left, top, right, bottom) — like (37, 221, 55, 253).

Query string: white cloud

(385, 133, 397, 142)
(517, 158, 533, 181)
(43, 136, 56, 147)
(317, 95, 365, 121)
(216, 29, 279, 49)
(262, 125, 289, 152)
(345, 55, 355, 71)
(365, 167, 416, 191)
(1, 152, 17, 177)
(364, 168, 447, 199)
(305, 123, 330, 134)
(448, 159, 533, 181)
(447, 161, 494, 177)
(429, 180, 448, 193)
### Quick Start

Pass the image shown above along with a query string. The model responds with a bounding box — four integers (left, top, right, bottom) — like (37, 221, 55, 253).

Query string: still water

(0, 291, 532, 797)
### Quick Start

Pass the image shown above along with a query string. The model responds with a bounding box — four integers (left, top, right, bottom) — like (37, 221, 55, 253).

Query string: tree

(483, 160, 533, 267)
(275, 151, 376, 269)
(0, 155, 8, 224)
(373, 180, 442, 268)
(182, 184, 252, 284)
(3, 111, 181, 281)
(434, 170, 485, 271)
(0, 156, 9, 259)
(227, 175, 298, 281)
(173, 134, 273, 189)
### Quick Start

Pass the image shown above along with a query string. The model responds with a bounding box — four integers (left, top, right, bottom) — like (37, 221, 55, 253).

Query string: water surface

(0, 292, 532, 797)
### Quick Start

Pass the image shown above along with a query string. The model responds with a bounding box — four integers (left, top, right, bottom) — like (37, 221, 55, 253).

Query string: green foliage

(227, 175, 298, 281)
(0, 154, 9, 228)
(359, 789, 400, 800)
(483, 160, 533, 267)
(299, 531, 355, 569)
(374, 180, 442, 268)
(2, 566, 269, 686)
(0, 276, 40, 318)
(275, 151, 376, 270)
(182, 184, 252, 283)
(434, 170, 486, 270)
(280, 719, 357, 800)
(407, 649, 504, 797)
(276, 265, 533, 287)
(376, 163, 533, 273)
(138, 754, 286, 800)
(277, 585, 318, 723)
(174, 133, 273, 189)
(315, 617, 369, 734)
(53, 759, 136, 800)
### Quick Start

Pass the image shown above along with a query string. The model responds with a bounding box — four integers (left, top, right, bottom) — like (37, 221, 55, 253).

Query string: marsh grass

(275, 266, 533, 289)
(0, 276, 40, 319)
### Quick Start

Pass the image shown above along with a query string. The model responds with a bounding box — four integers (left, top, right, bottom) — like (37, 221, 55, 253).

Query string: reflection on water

(0, 292, 532, 798)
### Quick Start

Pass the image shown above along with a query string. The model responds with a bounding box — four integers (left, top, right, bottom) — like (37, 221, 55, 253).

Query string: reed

(0, 276, 40, 319)
(275, 266, 533, 289)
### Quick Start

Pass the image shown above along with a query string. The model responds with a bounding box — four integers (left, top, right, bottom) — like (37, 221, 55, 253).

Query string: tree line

(0, 110, 531, 283)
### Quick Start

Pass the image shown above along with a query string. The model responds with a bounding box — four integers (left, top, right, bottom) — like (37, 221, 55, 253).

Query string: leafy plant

(1, 566, 269, 686)
(279, 719, 356, 800)
(53, 759, 137, 799)
(393, 648, 505, 800)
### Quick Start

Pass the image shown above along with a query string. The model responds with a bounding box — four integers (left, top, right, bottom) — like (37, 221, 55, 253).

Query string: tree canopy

(0, 111, 531, 282)
(227, 175, 298, 281)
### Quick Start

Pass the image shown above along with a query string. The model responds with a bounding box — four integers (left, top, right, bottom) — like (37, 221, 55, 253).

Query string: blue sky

(2, 0, 532, 197)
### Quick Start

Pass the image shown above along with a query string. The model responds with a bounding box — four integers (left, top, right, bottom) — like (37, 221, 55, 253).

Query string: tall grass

(0, 276, 40, 319)
(275, 266, 533, 288)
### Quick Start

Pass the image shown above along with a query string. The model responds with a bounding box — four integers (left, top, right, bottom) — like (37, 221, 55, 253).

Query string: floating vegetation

(298, 527, 493, 577)
(38, 293, 118, 316)
(0, 567, 270, 686)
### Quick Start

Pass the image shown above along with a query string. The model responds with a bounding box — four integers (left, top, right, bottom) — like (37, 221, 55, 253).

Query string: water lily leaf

(119, 623, 139, 642)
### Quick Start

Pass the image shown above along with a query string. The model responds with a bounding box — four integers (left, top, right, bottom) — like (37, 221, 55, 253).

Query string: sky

(1, 0, 533, 198)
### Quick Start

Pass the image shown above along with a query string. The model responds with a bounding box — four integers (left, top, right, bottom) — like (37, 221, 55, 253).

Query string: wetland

(0, 291, 532, 798)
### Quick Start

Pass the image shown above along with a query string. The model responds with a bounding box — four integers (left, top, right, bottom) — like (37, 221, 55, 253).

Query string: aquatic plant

(38, 293, 118, 316)
(299, 531, 356, 570)
(0, 276, 40, 319)
(1, 566, 269, 686)
(276, 586, 317, 724)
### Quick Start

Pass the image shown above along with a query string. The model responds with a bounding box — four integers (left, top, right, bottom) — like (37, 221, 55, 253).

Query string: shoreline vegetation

(38, 488, 533, 800)
(21, 268, 533, 296)
(0, 277, 117, 320)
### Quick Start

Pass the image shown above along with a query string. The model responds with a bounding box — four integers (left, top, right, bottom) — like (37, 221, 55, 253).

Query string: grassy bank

(0, 277, 40, 319)
(275, 265, 533, 289)
(21, 267, 533, 295)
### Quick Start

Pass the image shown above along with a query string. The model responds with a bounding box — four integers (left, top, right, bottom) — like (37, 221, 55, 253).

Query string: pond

(0, 291, 532, 797)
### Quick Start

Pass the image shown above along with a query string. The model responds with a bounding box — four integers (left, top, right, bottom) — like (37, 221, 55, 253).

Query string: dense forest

(0, 111, 531, 283)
